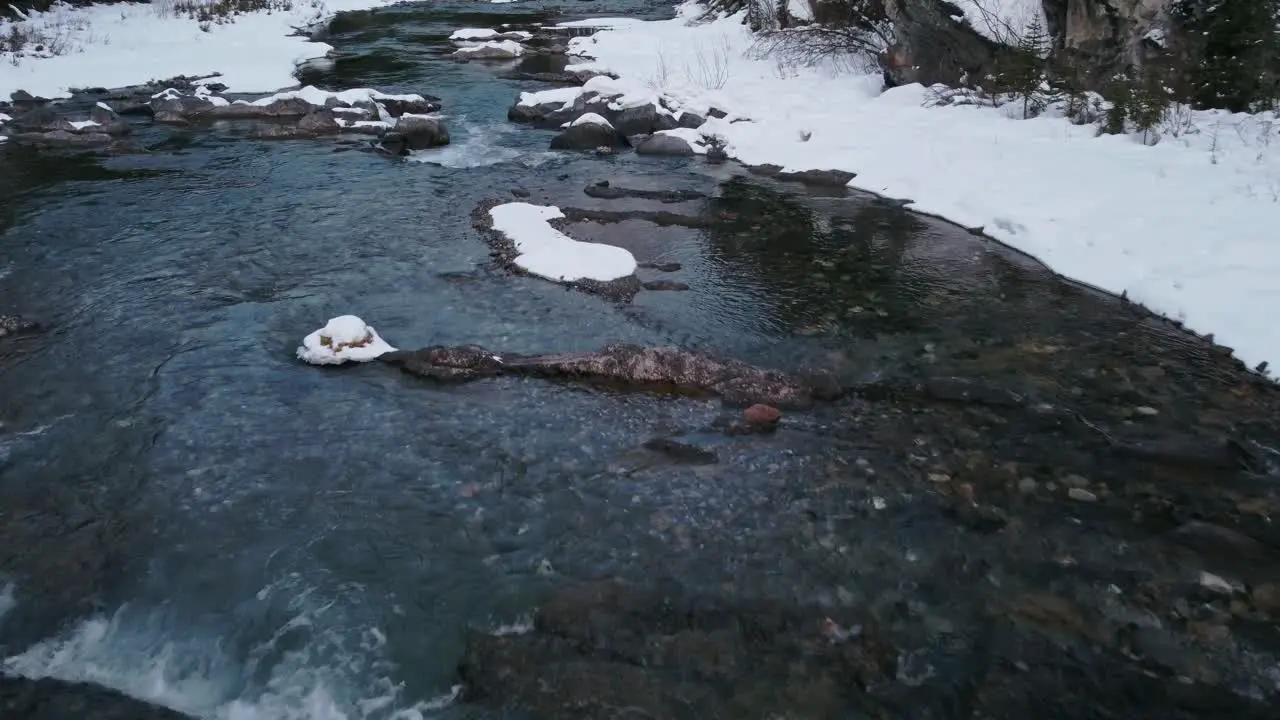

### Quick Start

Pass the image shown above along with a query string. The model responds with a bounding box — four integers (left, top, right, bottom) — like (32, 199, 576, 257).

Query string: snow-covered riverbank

(561, 3, 1280, 374)
(0, 0, 407, 99)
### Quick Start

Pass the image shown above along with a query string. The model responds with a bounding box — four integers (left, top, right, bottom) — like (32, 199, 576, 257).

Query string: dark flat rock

(0, 676, 193, 719)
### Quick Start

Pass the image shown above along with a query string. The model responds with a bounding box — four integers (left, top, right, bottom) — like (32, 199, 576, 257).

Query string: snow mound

(517, 86, 584, 109)
(566, 113, 613, 129)
(297, 315, 397, 365)
(516, 75, 653, 113)
(449, 28, 532, 41)
(489, 203, 637, 283)
(251, 85, 428, 108)
(453, 40, 525, 59)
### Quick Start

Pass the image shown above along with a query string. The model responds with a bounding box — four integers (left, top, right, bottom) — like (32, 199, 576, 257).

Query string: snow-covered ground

(560, 2, 1280, 374)
(489, 203, 638, 283)
(0, 0, 410, 99)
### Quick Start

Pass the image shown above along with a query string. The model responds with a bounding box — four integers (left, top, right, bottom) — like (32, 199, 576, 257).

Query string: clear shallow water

(1, 2, 1275, 718)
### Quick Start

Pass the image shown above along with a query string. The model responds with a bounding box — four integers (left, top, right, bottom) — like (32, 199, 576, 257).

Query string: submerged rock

(5, 130, 116, 149)
(381, 343, 841, 408)
(749, 164, 856, 188)
(0, 314, 39, 339)
(457, 580, 898, 718)
(584, 181, 706, 203)
(744, 403, 782, 426)
(0, 676, 193, 719)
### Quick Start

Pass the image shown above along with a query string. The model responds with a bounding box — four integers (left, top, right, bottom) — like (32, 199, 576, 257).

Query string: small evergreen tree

(1103, 74, 1133, 135)
(992, 16, 1049, 117)
(1172, 0, 1280, 112)
(1129, 65, 1169, 143)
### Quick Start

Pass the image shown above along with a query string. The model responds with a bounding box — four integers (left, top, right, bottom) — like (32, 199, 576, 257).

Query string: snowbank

(0, 0, 411, 99)
(297, 315, 396, 365)
(489, 203, 637, 283)
(561, 2, 1280, 373)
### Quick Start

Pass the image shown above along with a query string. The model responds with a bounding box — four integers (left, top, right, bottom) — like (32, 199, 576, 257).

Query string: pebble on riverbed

(743, 404, 782, 427)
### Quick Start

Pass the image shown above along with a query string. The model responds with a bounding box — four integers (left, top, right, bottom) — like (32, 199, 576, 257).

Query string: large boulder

(879, 0, 1003, 88)
(375, 95, 442, 117)
(151, 96, 215, 123)
(11, 105, 67, 131)
(297, 109, 341, 135)
(635, 133, 696, 156)
(381, 115, 450, 154)
(549, 113, 629, 151)
(89, 102, 118, 126)
(610, 102, 659, 136)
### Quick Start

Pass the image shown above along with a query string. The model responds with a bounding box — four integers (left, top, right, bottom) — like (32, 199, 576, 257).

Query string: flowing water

(3, 2, 1280, 718)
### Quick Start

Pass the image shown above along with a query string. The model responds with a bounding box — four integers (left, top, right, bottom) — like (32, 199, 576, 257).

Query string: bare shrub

(684, 34, 733, 90)
(746, 0, 891, 69)
(167, 0, 295, 24)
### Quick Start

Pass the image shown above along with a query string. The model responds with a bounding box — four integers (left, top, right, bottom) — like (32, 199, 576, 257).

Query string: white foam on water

(1, 576, 458, 720)
(0, 582, 16, 627)
(408, 121, 555, 169)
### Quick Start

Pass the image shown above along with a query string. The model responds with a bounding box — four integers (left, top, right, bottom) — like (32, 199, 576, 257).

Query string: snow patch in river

(1, 578, 460, 720)
(489, 202, 637, 283)
(297, 315, 396, 365)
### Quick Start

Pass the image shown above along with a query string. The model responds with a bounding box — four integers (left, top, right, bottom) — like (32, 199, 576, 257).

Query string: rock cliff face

(1042, 0, 1174, 81)
(878, 0, 1176, 90)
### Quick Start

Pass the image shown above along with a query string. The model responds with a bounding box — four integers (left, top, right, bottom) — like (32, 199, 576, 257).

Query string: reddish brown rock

(744, 404, 782, 425)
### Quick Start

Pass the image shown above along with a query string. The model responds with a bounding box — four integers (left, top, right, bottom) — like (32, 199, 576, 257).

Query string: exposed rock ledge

(0, 675, 193, 719)
(381, 343, 842, 408)
(1, 83, 447, 153)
